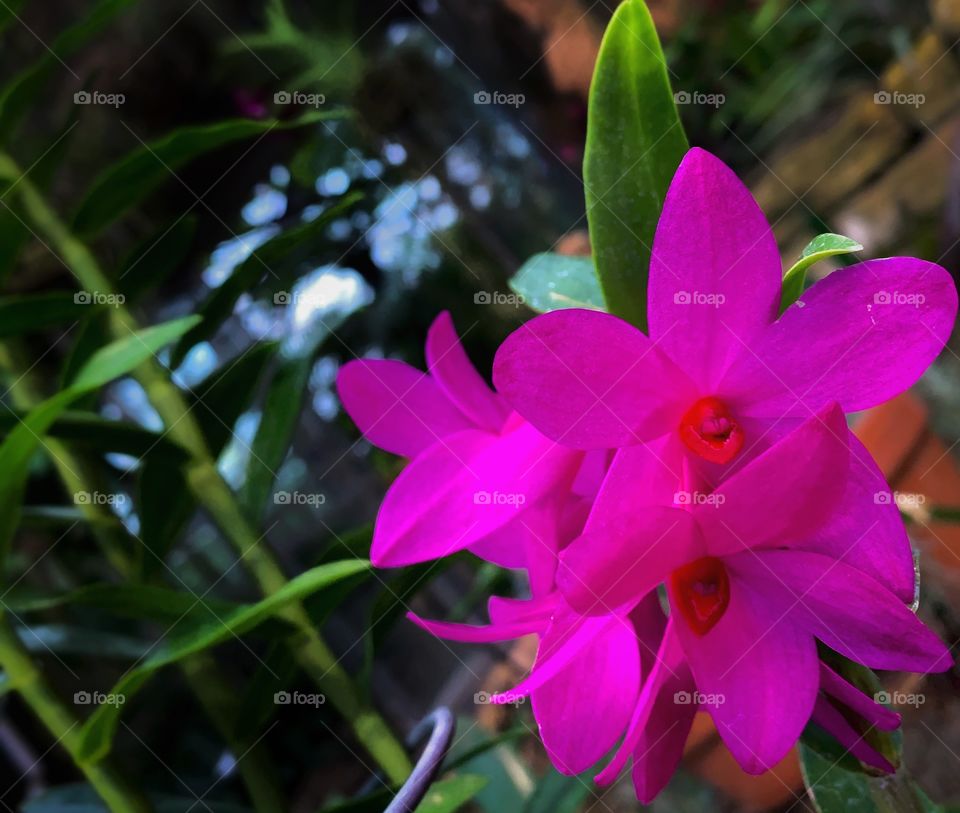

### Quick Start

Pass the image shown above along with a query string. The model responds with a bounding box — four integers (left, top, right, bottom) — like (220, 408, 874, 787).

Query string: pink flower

(493, 148, 956, 602)
(336, 312, 588, 568)
(555, 404, 950, 783)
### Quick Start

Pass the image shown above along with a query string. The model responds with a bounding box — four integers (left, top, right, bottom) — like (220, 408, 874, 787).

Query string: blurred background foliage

(0, 1, 958, 812)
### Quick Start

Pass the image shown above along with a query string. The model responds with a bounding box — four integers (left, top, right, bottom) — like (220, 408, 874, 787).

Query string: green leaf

(800, 735, 928, 813)
(781, 233, 863, 311)
(239, 354, 311, 522)
(7, 583, 242, 623)
(0, 317, 201, 566)
(583, 0, 688, 330)
(138, 456, 195, 577)
(16, 624, 152, 660)
(117, 215, 198, 303)
(414, 775, 488, 813)
(523, 768, 594, 813)
(170, 191, 361, 367)
(0, 292, 83, 338)
(70, 315, 201, 391)
(0, 0, 136, 143)
(72, 111, 346, 236)
(77, 558, 370, 763)
(0, 411, 188, 463)
(509, 253, 606, 313)
(0, 0, 27, 38)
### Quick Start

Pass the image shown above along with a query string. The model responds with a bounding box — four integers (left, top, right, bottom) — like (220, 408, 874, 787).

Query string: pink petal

(720, 258, 958, 416)
(371, 424, 579, 567)
(487, 593, 558, 628)
(735, 550, 951, 674)
(699, 403, 849, 557)
(426, 311, 509, 432)
(493, 309, 695, 450)
(798, 433, 916, 603)
(647, 148, 782, 390)
(532, 613, 641, 774)
(558, 508, 703, 615)
(819, 662, 900, 732)
(337, 359, 473, 457)
(671, 568, 819, 775)
(406, 611, 540, 643)
(595, 618, 691, 786)
(811, 696, 894, 773)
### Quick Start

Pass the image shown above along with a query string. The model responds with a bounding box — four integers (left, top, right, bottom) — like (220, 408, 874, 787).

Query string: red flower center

(678, 396, 744, 464)
(669, 556, 730, 636)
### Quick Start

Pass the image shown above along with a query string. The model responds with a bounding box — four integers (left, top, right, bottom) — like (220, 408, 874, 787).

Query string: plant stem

(0, 614, 153, 813)
(1, 151, 412, 784)
(0, 343, 288, 812)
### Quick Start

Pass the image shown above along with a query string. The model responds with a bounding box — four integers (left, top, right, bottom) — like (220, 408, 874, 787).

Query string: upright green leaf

(509, 253, 606, 313)
(583, 0, 688, 330)
(781, 233, 863, 311)
(0, 0, 136, 142)
(72, 111, 346, 235)
(77, 558, 370, 763)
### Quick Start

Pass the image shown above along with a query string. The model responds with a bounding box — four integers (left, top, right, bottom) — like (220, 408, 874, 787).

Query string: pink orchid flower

(493, 148, 957, 603)
(554, 403, 950, 783)
(336, 312, 592, 568)
(409, 406, 917, 797)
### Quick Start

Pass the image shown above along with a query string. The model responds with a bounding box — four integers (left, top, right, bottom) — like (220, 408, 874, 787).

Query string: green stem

(0, 614, 153, 813)
(0, 343, 288, 812)
(0, 151, 412, 784)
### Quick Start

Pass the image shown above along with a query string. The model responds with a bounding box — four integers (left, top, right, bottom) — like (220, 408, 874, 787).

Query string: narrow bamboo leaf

(583, 0, 688, 330)
(77, 558, 370, 763)
(72, 111, 346, 236)
(7, 583, 241, 622)
(0, 411, 188, 463)
(138, 456, 195, 577)
(60, 312, 112, 389)
(414, 775, 488, 813)
(509, 253, 606, 313)
(170, 191, 361, 367)
(0, 293, 83, 338)
(0, 0, 27, 37)
(0, 0, 136, 142)
(781, 233, 863, 311)
(71, 315, 201, 391)
(0, 317, 201, 565)
(239, 354, 311, 522)
(118, 215, 198, 303)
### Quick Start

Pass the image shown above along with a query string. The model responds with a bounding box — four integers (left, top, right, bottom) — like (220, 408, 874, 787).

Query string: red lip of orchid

(668, 556, 730, 636)
(678, 396, 744, 465)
